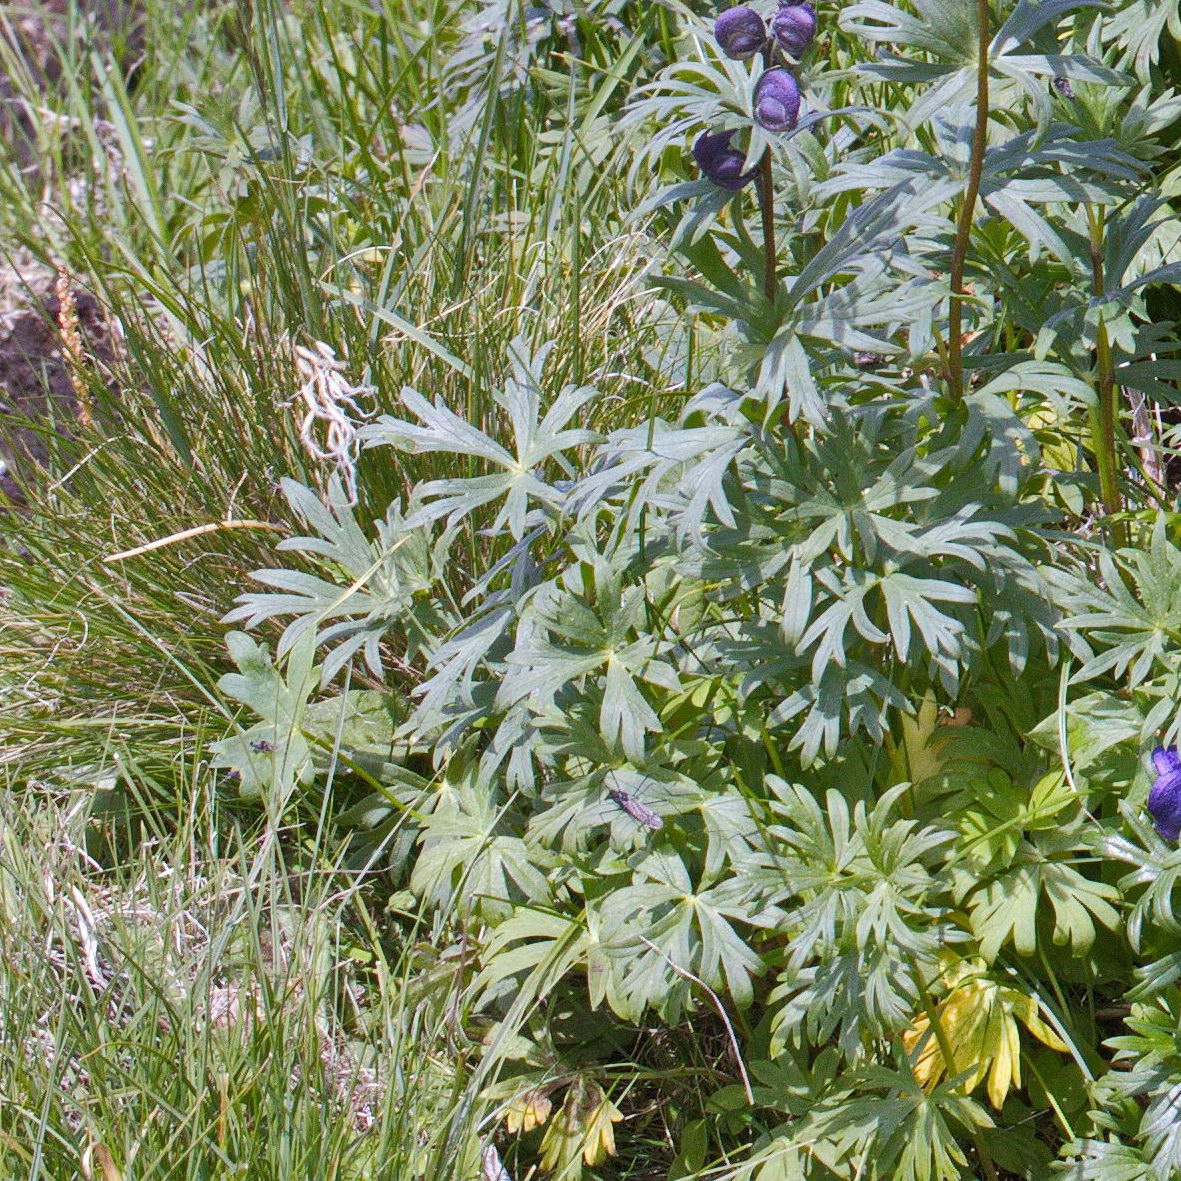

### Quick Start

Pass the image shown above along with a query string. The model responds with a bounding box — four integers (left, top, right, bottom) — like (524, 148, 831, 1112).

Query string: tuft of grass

(0, 766, 492, 1180)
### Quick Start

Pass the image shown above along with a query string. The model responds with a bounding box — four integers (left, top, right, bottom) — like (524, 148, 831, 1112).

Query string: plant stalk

(947, 0, 991, 400)
(1087, 206, 1127, 547)
(758, 148, 776, 303)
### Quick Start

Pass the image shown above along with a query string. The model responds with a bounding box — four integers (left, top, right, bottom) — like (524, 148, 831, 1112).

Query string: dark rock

(0, 277, 116, 505)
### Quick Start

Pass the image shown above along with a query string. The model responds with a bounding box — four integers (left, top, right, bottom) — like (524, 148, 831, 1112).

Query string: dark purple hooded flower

(753, 68, 801, 132)
(770, 1, 817, 60)
(1149, 746, 1181, 841)
(715, 6, 767, 60)
(693, 129, 758, 190)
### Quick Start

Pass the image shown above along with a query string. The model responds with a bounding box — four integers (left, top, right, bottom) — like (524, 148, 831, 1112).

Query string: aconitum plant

(692, 128, 759, 189)
(714, 5, 767, 60)
(770, 0, 816, 59)
(753, 67, 800, 131)
(691, 1, 815, 299)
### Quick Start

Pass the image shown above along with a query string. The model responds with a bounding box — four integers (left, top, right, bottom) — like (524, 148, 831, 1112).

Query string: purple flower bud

(692, 129, 758, 190)
(714, 6, 767, 60)
(1149, 746, 1181, 841)
(753, 68, 801, 133)
(770, 1, 817, 60)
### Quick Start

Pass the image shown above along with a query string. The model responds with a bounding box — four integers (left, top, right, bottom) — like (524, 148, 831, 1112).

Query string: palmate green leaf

(1059, 1140, 1152, 1181)
(775, 558, 979, 736)
(796, 569, 887, 676)
(752, 179, 957, 393)
(961, 860, 1036, 957)
(697, 788, 763, 878)
(1027, 689, 1142, 778)
(848, 0, 981, 58)
(772, 661, 911, 764)
(571, 415, 754, 544)
(1081, 999, 1181, 1181)
(952, 768, 1077, 872)
(473, 907, 593, 1010)
(843, 0, 1111, 130)
(1038, 198, 1181, 360)
(820, 118, 1139, 263)
(500, 632, 608, 708)
(1141, 1080, 1181, 1180)
(595, 850, 782, 1017)
(208, 630, 319, 801)
(655, 277, 758, 333)
(766, 782, 952, 1052)
(497, 558, 678, 761)
(803, 1062, 993, 1181)
(1050, 518, 1181, 694)
(758, 333, 827, 427)
(756, 664, 852, 762)
(771, 947, 927, 1059)
(884, 1084, 992, 1181)
(410, 775, 554, 919)
(1102, 0, 1181, 81)
(526, 761, 706, 853)
(225, 476, 448, 683)
(784, 179, 949, 307)
(473, 909, 625, 1075)
(879, 571, 975, 672)
(361, 337, 600, 540)
(790, 429, 940, 564)
(1104, 803, 1181, 948)
(414, 601, 514, 726)
(638, 179, 740, 252)
(963, 831, 1120, 962)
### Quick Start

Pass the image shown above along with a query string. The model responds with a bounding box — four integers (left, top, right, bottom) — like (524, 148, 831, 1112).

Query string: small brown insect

(607, 789, 664, 831)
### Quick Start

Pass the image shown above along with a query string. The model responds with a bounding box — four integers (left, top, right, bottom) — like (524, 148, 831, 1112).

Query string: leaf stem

(947, 0, 991, 400)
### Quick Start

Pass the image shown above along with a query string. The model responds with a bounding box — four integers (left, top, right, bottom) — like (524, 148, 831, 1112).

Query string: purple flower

(693, 129, 758, 190)
(715, 6, 767, 60)
(770, 1, 817, 60)
(1149, 746, 1181, 841)
(753, 68, 801, 132)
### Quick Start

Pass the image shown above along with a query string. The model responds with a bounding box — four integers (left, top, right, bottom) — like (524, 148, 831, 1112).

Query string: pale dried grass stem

(290, 340, 374, 504)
